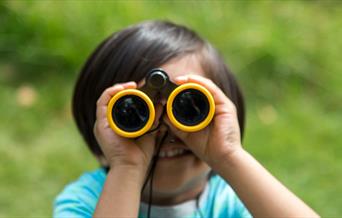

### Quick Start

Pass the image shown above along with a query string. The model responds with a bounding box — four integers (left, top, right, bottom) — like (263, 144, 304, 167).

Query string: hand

(163, 75, 243, 170)
(94, 82, 161, 174)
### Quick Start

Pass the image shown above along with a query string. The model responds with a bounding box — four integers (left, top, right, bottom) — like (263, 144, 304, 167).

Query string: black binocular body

(107, 69, 215, 138)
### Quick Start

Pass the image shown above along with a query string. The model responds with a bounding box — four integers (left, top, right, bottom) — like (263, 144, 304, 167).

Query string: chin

(151, 154, 211, 194)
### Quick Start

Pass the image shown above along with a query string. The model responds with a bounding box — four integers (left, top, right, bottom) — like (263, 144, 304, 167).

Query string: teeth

(158, 148, 187, 158)
(159, 152, 166, 158)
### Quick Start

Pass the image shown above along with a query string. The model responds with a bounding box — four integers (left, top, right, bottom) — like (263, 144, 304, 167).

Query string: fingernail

(127, 81, 136, 86)
(175, 76, 187, 82)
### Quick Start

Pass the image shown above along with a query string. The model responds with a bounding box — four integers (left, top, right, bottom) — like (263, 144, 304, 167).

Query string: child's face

(141, 55, 211, 205)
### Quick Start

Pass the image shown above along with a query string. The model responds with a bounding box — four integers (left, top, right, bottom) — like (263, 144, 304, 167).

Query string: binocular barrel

(107, 69, 215, 138)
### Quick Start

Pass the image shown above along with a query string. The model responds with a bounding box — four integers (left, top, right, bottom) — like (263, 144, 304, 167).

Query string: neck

(141, 177, 208, 206)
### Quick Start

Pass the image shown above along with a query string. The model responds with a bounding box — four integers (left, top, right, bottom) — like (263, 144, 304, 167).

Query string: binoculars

(107, 69, 215, 138)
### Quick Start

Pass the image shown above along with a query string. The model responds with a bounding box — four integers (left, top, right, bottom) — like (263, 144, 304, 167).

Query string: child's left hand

(163, 75, 243, 170)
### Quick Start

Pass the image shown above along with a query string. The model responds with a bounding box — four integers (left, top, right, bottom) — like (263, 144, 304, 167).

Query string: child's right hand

(93, 82, 158, 175)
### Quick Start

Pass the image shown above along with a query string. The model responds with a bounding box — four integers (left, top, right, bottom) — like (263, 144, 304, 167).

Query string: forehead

(159, 55, 206, 81)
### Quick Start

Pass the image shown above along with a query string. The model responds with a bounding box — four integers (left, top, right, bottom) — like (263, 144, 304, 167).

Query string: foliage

(0, 1, 341, 216)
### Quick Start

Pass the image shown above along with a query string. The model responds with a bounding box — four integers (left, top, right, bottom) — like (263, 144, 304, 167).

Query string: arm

(94, 166, 144, 217)
(92, 82, 158, 217)
(215, 148, 319, 217)
(165, 75, 319, 218)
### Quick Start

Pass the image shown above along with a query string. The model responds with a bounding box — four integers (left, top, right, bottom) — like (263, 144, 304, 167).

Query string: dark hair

(72, 20, 245, 160)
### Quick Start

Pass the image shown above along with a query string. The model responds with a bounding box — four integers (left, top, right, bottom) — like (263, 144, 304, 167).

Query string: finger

(96, 106, 108, 122)
(174, 75, 232, 107)
(135, 129, 157, 159)
(137, 79, 145, 89)
(96, 82, 137, 107)
(136, 104, 165, 157)
(96, 82, 137, 119)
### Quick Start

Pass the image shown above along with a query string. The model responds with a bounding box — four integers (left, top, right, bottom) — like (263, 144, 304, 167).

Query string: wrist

(108, 164, 148, 188)
(210, 147, 247, 173)
(108, 155, 150, 173)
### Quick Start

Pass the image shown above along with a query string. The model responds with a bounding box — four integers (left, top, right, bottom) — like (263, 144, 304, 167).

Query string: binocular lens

(172, 89, 210, 126)
(112, 95, 150, 132)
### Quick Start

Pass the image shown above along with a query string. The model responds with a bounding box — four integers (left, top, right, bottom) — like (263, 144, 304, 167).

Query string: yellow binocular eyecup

(107, 69, 215, 138)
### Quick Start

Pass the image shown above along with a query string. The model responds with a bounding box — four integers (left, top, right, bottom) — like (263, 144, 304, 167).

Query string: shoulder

(204, 174, 252, 218)
(53, 168, 107, 218)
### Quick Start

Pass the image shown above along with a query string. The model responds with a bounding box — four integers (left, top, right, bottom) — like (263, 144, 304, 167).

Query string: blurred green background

(0, 0, 341, 217)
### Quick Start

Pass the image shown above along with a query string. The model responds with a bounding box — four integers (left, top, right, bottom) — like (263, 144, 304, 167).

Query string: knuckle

(104, 86, 117, 95)
(191, 74, 204, 82)
(104, 87, 113, 95)
(190, 75, 215, 88)
(93, 122, 99, 136)
(96, 99, 102, 106)
(207, 79, 216, 87)
(230, 103, 237, 114)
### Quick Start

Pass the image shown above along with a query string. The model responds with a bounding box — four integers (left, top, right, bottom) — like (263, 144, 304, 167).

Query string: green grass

(0, 1, 341, 217)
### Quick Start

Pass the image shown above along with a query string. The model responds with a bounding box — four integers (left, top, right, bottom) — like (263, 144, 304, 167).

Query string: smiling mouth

(157, 136, 193, 159)
(155, 127, 193, 159)
(158, 148, 192, 158)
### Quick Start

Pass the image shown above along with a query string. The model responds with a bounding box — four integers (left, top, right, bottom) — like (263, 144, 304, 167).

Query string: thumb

(135, 130, 157, 163)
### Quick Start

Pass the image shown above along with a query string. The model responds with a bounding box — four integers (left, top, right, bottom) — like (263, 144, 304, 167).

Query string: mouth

(158, 147, 192, 158)
(156, 133, 193, 159)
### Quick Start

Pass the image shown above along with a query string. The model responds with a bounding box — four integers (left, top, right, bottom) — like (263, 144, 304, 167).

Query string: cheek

(152, 156, 211, 192)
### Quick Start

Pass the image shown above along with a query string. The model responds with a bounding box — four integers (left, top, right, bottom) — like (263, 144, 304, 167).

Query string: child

(54, 20, 319, 218)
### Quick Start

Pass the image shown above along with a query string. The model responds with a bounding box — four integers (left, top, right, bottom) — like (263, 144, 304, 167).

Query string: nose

(153, 93, 167, 106)
(160, 97, 167, 106)
(153, 102, 166, 125)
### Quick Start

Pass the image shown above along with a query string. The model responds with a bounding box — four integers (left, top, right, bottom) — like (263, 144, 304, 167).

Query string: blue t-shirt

(53, 168, 252, 218)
